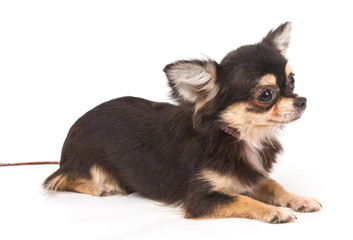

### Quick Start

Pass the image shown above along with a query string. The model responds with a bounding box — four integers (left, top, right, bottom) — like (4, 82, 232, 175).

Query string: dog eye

(258, 88, 274, 103)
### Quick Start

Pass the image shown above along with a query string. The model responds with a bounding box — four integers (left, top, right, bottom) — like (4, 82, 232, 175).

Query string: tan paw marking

(260, 207, 297, 224)
(286, 196, 322, 212)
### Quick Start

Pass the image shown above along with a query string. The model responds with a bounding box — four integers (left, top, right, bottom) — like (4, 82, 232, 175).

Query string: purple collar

(220, 125, 240, 139)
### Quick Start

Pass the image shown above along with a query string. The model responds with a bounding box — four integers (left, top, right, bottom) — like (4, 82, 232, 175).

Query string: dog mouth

(268, 112, 303, 124)
(269, 116, 300, 124)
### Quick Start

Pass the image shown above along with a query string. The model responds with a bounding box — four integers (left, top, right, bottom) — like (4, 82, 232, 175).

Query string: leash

(0, 161, 60, 167)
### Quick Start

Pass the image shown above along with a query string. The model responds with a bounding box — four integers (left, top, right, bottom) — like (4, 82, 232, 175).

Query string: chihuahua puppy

(44, 22, 321, 223)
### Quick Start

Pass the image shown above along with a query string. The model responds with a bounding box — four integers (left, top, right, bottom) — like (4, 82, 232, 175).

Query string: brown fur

(258, 74, 277, 86)
(250, 179, 322, 212)
(199, 169, 253, 195)
(44, 22, 321, 223)
(190, 195, 297, 223)
(285, 63, 292, 76)
(44, 165, 125, 196)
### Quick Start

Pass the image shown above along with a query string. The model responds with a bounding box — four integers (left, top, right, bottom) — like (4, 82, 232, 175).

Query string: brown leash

(0, 161, 60, 167)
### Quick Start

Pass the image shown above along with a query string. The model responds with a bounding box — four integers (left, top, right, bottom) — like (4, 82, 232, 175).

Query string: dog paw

(97, 187, 116, 197)
(286, 196, 322, 212)
(260, 207, 297, 224)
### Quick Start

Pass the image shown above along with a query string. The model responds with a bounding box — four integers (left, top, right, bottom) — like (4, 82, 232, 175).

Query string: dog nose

(293, 97, 307, 109)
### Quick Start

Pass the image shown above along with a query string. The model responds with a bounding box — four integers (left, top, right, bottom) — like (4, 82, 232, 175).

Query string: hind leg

(44, 165, 127, 197)
(72, 165, 126, 196)
(69, 178, 121, 196)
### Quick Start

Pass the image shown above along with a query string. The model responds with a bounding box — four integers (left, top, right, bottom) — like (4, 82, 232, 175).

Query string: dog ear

(164, 59, 219, 104)
(262, 22, 292, 55)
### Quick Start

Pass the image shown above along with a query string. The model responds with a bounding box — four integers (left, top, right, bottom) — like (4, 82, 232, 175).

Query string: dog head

(164, 22, 306, 144)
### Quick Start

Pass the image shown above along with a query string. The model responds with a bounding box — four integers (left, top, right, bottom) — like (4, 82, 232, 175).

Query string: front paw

(285, 196, 322, 212)
(260, 206, 297, 224)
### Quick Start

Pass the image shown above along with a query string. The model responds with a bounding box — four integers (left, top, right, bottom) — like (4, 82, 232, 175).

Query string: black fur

(44, 22, 303, 219)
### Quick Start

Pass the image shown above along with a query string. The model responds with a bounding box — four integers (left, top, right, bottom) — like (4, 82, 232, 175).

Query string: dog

(44, 22, 322, 223)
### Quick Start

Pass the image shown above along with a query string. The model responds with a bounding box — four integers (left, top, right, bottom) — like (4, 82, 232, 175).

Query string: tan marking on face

(200, 169, 253, 195)
(220, 95, 305, 148)
(285, 63, 292, 76)
(220, 102, 280, 148)
(221, 97, 302, 134)
(221, 102, 253, 126)
(272, 98, 293, 118)
(258, 74, 276, 86)
(270, 97, 303, 123)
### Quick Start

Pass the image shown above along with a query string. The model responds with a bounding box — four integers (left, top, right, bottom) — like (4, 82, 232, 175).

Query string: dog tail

(43, 168, 71, 192)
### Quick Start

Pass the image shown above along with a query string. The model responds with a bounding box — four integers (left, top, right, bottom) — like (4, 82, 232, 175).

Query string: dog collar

(220, 125, 240, 139)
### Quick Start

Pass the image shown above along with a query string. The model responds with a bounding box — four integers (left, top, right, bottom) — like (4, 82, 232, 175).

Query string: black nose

(293, 97, 307, 109)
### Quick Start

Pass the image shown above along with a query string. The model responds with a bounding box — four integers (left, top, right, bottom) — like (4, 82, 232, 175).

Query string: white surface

(1, 0, 352, 239)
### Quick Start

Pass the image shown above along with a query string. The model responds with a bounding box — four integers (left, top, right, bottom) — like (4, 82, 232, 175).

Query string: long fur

(44, 22, 316, 222)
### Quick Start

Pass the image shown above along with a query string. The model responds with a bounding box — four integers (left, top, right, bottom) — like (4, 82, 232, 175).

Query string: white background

(0, 0, 352, 239)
